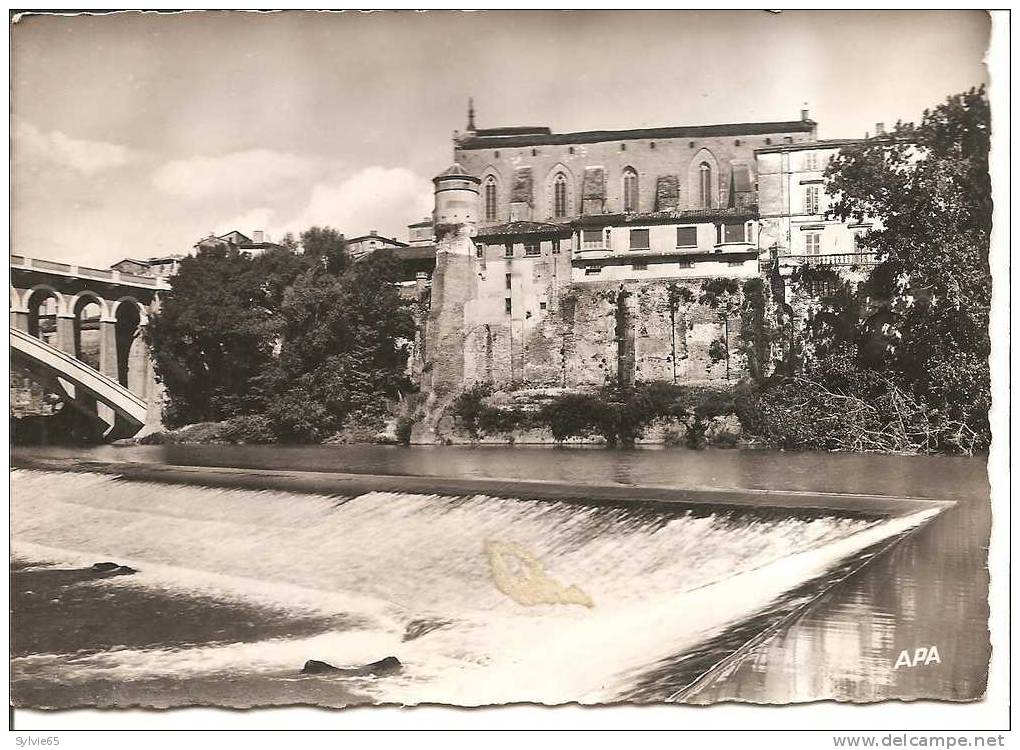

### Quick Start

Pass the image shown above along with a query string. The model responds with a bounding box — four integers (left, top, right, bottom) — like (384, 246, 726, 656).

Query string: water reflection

(689, 481, 990, 703)
(14, 443, 985, 500)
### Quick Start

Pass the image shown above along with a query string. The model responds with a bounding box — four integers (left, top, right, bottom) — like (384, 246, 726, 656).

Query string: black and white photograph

(7, 7, 1010, 740)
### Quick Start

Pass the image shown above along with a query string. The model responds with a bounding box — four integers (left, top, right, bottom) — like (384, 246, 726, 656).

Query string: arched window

(698, 162, 713, 208)
(623, 167, 639, 213)
(553, 173, 568, 218)
(484, 177, 498, 222)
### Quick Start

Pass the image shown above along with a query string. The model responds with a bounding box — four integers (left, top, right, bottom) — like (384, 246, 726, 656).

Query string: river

(10, 444, 990, 708)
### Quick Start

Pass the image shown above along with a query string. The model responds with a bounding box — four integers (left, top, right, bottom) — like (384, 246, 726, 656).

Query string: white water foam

(10, 469, 940, 704)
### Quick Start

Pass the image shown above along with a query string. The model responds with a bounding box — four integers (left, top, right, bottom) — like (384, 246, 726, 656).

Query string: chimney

(801, 108, 810, 122)
(370, 229, 378, 236)
(467, 97, 476, 131)
(253, 230, 264, 243)
(875, 122, 886, 136)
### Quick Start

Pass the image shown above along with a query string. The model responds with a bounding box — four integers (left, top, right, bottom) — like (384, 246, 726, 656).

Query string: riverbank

(111, 413, 747, 449)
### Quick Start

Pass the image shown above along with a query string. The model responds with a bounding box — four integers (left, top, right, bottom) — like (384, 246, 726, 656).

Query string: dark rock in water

(302, 659, 341, 674)
(301, 656, 402, 677)
(89, 562, 137, 576)
(403, 618, 451, 642)
(357, 656, 402, 675)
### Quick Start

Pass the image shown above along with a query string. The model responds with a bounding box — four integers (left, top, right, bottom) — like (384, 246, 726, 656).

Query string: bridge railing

(10, 254, 172, 290)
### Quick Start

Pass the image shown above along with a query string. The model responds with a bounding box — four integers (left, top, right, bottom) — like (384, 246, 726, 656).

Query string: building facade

(417, 107, 829, 399)
(407, 107, 895, 412)
(111, 255, 184, 278)
(755, 138, 878, 275)
(454, 108, 816, 227)
(194, 230, 284, 257)
(346, 230, 409, 261)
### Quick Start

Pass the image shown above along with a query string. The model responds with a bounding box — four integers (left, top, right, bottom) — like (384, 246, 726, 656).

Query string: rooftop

(390, 245, 437, 261)
(472, 126, 552, 138)
(755, 137, 885, 154)
(434, 162, 476, 180)
(475, 221, 573, 239)
(112, 255, 184, 267)
(347, 234, 408, 246)
(457, 119, 817, 150)
(575, 206, 760, 227)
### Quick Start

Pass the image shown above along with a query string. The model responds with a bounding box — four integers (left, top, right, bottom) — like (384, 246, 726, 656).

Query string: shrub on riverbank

(450, 381, 739, 448)
(451, 384, 538, 437)
(736, 362, 984, 455)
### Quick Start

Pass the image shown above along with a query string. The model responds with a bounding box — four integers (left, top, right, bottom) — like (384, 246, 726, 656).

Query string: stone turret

(432, 162, 480, 241)
(418, 163, 483, 437)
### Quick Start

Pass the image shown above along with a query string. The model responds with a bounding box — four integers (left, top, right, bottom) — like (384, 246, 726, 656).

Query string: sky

(11, 9, 990, 267)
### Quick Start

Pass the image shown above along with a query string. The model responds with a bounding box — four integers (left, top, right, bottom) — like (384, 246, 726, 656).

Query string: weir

(11, 463, 949, 706)
(10, 456, 950, 518)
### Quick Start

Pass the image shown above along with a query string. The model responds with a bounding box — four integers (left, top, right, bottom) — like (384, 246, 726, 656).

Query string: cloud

(15, 121, 135, 175)
(219, 207, 278, 236)
(151, 149, 316, 202)
(285, 166, 433, 240)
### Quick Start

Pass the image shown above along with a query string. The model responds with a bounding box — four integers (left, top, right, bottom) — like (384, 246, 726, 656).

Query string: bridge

(10, 255, 170, 439)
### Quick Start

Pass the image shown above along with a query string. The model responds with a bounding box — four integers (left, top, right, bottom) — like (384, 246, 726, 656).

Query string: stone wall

(563, 279, 736, 387)
(423, 226, 477, 397)
(425, 271, 743, 393)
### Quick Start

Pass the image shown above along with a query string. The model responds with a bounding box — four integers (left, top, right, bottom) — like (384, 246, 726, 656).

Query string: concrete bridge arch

(10, 255, 170, 438)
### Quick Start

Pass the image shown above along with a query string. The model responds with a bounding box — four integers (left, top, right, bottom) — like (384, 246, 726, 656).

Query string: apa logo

(894, 645, 941, 669)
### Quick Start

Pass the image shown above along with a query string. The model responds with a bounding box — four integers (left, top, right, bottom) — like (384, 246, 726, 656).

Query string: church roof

(472, 126, 551, 138)
(457, 120, 816, 150)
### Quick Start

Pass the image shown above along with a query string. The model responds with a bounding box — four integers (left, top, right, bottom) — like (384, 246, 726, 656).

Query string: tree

(822, 86, 992, 450)
(146, 245, 280, 426)
(258, 249, 415, 441)
(299, 226, 349, 275)
(147, 223, 416, 442)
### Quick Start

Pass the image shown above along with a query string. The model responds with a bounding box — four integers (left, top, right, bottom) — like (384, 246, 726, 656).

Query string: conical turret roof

(433, 162, 480, 184)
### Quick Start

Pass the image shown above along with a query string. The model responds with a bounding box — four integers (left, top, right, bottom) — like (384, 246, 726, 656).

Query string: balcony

(782, 253, 879, 268)
(711, 240, 756, 253)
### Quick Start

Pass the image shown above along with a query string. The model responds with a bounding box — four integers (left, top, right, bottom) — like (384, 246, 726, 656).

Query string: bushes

(451, 384, 536, 437)
(219, 414, 277, 444)
(395, 416, 414, 446)
(450, 384, 492, 436)
(446, 367, 985, 454)
(537, 382, 740, 447)
(738, 360, 984, 455)
(449, 382, 740, 448)
(538, 392, 608, 442)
